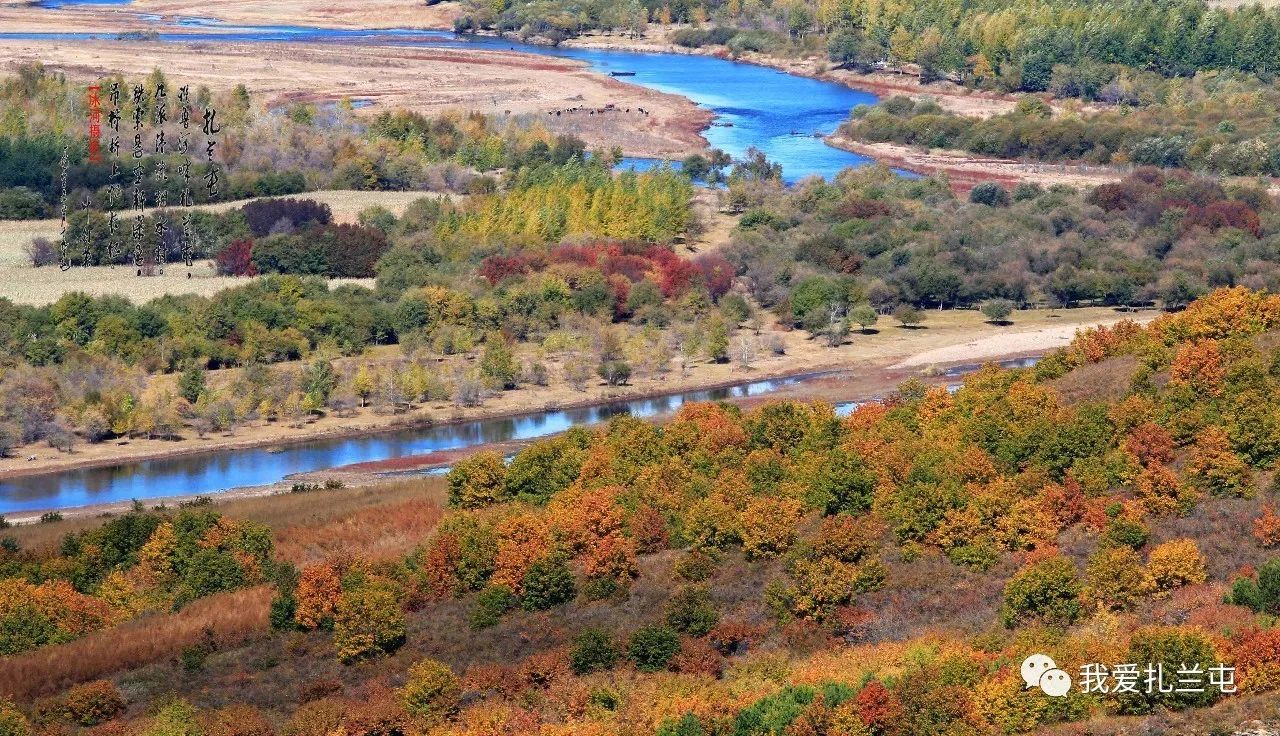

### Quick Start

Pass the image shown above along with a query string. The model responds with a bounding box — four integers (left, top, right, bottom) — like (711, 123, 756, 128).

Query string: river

(0, 357, 1045, 514)
(0, 374, 812, 513)
(1, 10, 880, 181)
(0, 7, 897, 510)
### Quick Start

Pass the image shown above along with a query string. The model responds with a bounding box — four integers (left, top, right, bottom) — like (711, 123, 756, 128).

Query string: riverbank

(0, 35, 711, 159)
(0, 308, 1156, 521)
(0, 0, 462, 32)
(825, 135, 1129, 194)
(556, 30, 1026, 118)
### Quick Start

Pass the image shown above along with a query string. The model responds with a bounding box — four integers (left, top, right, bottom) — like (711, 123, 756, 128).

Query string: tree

(664, 586, 720, 636)
(351, 365, 377, 408)
(969, 182, 1010, 206)
(447, 451, 508, 509)
(598, 359, 632, 386)
(628, 625, 681, 672)
(402, 659, 460, 724)
(893, 304, 924, 328)
(888, 26, 914, 71)
(333, 578, 406, 662)
(520, 554, 576, 610)
(1146, 539, 1208, 596)
(850, 304, 878, 333)
(301, 359, 337, 406)
(480, 333, 518, 390)
(1083, 546, 1154, 611)
(707, 318, 730, 363)
(214, 238, 256, 276)
(570, 627, 620, 674)
(1001, 556, 1081, 627)
(981, 299, 1014, 324)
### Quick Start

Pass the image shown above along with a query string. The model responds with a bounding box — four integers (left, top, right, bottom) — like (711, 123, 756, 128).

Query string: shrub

(1001, 556, 1081, 627)
(664, 586, 720, 636)
(0, 700, 30, 736)
(333, 579, 405, 662)
(402, 659, 460, 724)
(674, 548, 720, 582)
(447, 451, 508, 509)
(139, 699, 202, 736)
(519, 554, 576, 611)
(61, 680, 125, 726)
(893, 304, 924, 327)
(1100, 517, 1149, 549)
(980, 299, 1014, 323)
(627, 625, 681, 673)
(469, 584, 517, 630)
(1254, 506, 1280, 548)
(1229, 558, 1280, 614)
(1146, 539, 1208, 596)
(969, 182, 1010, 206)
(241, 197, 332, 238)
(1083, 546, 1154, 611)
(1118, 627, 1221, 714)
(657, 713, 708, 736)
(281, 699, 345, 736)
(1233, 628, 1280, 693)
(569, 627, 620, 675)
(669, 636, 723, 677)
(201, 705, 275, 736)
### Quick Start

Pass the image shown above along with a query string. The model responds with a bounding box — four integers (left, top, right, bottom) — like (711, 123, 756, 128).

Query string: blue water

(0, 374, 812, 513)
(0, 8, 897, 510)
(0, 17, 879, 182)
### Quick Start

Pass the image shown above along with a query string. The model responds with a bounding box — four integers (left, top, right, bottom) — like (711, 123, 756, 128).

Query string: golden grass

(274, 498, 445, 565)
(4, 477, 447, 556)
(0, 586, 272, 701)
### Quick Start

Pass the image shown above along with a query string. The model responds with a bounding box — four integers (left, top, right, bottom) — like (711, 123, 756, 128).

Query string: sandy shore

(1, 307, 1153, 521)
(0, 0, 461, 32)
(827, 136, 1129, 193)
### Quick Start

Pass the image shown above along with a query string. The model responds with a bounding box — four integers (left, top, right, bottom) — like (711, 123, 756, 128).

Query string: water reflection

(0, 374, 810, 512)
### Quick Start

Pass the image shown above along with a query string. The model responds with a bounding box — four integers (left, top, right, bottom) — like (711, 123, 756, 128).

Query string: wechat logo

(1021, 654, 1072, 697)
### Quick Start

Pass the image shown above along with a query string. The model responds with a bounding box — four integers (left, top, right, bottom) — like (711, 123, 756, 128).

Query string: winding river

(2, 12, 880, 181)
(0, 7, 896, 510)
